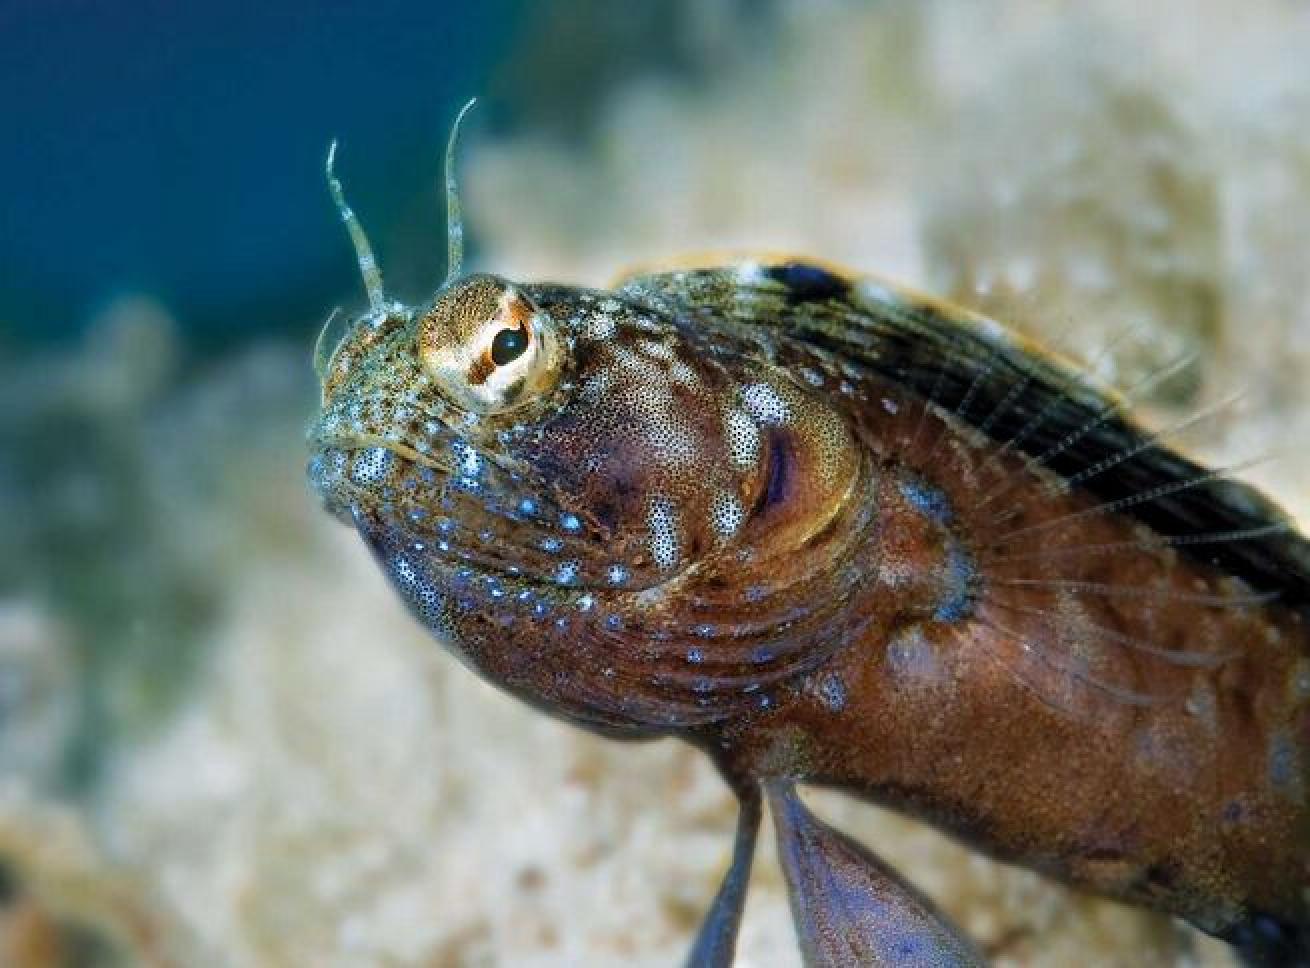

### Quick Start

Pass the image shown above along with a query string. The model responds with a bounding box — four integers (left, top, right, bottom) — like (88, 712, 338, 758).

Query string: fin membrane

(768, 783, 985, 968)
(684, 788, 761, 968)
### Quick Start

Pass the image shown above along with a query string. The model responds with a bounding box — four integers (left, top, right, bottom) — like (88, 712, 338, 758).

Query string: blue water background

(0, 0, 523, 346)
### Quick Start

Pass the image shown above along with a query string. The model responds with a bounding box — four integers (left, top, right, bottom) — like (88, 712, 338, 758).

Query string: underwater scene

(4, 1, 1310, 965)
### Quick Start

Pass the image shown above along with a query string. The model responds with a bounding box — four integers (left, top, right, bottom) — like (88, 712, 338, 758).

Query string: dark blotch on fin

(768, 782, 986, 967)
(763, 262, 850, 305)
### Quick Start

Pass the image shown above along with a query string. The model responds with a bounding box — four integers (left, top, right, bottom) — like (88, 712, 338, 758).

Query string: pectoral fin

(768, 782, 986, 968)
(684, 786, 761, 968)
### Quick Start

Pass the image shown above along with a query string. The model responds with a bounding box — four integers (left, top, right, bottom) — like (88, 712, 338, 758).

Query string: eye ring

(418, 275, 564, 415)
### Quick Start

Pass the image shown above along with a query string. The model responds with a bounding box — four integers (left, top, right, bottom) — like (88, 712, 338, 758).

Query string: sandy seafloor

(4, 1, 1310, 964)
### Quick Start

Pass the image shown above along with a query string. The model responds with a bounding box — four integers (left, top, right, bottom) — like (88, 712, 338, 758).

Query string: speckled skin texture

(309, 260, 1310, 964)
(717, 371, 1309, 937)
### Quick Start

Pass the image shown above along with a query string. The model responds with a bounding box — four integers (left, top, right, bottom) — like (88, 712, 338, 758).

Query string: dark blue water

(0, 0, 520, 345)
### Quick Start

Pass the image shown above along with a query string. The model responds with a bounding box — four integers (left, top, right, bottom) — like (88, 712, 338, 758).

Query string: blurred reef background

(3, 1, 1310, 964)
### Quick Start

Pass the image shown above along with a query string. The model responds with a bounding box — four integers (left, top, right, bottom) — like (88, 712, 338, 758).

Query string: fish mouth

(306, 428, 447, 522)
(306, 425, 573, 586)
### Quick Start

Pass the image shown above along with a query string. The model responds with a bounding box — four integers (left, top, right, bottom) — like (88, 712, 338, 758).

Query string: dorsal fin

(619, 260, 1310, 606)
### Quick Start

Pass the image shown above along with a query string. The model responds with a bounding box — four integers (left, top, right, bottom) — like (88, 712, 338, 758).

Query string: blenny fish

(308, 104, 1310, 966)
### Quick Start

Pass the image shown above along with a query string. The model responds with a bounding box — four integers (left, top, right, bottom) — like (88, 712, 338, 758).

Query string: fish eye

(418, 274, 563, 415)
(490, 325, 529, 366)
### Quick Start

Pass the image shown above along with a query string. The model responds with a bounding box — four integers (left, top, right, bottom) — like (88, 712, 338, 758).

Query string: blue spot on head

(518, 498, 538, 516)
(687, 647, 704, 664)
(898, 476, 954, 524)
(818, 674, 847, 712)
(560, 513, 582, 533)
(933, 541, 976, 623)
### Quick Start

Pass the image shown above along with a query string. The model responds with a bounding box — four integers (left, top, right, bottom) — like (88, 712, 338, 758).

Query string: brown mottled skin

(309, 257, 1309, 965)
(714, 387, 1309, 937)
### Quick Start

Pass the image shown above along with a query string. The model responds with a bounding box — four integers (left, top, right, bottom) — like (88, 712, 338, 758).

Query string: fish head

(309, 271, 861, 732)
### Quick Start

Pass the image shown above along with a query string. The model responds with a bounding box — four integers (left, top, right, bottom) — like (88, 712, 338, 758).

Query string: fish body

(310, 218, 1310, 960)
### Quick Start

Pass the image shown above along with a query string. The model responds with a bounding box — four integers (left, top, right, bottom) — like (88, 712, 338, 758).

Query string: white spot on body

(451, 440, 482, 477)
(709, 491, 745, 538)
(818, 673, 846, 712)
(855, 279, 901, 309)
(741, 383, 791, 425)
(886, 627, 942, 685)
(585, 314, 616, 340)
(647, 495, 682, 571)
(668, 361, 698, 385)
(723, 408, 761, 468)
(640, 340, 674, 360)
(392, 556, 417, 585)
(976, 318, 1009, 344)
(350, 447, 393, 485)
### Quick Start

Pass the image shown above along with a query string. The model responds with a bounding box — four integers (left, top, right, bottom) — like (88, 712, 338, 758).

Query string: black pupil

(491, 327, 529, 366)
